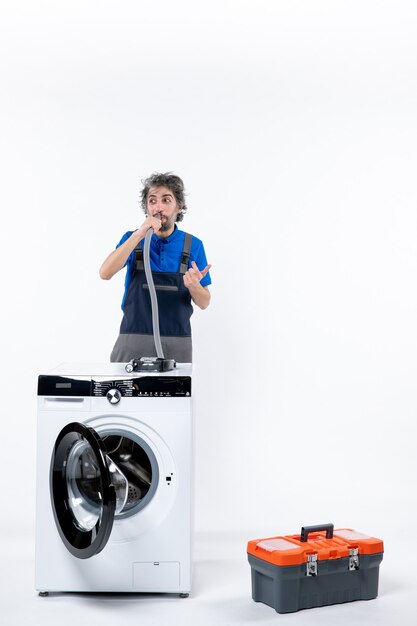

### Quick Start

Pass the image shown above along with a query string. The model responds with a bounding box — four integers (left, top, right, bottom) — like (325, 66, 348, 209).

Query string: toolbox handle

(300, 523, 334, 542)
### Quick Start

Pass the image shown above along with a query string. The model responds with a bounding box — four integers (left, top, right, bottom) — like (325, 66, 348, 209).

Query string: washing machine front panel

(36, 363, 193, 593)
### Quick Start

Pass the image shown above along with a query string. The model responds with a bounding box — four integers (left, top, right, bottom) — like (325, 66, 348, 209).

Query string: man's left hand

(183, 261, 211, 290)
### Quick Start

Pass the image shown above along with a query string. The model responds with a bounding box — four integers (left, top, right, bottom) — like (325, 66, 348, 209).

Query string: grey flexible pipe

(143, 227, 164, 358)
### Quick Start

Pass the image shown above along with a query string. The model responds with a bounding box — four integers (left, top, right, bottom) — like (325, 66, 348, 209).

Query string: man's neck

(156, 224, 176, 239)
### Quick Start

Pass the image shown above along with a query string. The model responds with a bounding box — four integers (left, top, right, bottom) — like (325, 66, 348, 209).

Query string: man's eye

(163, 198, 171, 203)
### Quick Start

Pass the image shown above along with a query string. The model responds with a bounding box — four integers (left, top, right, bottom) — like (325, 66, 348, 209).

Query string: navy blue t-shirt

(116, 225, 211, 310)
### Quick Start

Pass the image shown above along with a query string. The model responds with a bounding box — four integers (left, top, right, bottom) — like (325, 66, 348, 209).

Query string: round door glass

(66, 439, 103, 531)
(66, 440, 128, 531)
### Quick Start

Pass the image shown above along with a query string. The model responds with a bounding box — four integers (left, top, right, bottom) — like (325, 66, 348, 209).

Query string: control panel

(38, 375, 191, 397)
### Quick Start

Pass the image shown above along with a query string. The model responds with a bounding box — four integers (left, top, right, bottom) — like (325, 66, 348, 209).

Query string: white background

(1, 1, 416, 624)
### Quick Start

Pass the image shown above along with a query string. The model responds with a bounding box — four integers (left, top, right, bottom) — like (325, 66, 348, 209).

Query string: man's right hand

(100, 217, 161, 280)
(141, 214, 162, 234)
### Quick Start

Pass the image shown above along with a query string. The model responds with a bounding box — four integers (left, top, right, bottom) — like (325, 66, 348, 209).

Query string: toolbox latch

(306, 554, 318, 576)
(349, 548, 359, 571)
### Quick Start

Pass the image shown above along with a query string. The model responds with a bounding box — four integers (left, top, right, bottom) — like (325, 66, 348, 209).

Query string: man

(100, 172, 211, 363)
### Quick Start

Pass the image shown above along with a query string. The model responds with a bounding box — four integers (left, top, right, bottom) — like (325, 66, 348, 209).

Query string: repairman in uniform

(100, 172, 211, 363)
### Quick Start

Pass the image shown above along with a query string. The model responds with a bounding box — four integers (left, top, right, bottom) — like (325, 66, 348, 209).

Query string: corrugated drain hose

(143, 227, 164, 358)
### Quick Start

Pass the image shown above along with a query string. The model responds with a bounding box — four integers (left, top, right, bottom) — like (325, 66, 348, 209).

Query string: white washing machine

(35, 362, 193, 596)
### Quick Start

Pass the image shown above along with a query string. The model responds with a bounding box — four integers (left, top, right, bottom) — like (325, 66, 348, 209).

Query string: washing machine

(35, 362, 193, 596)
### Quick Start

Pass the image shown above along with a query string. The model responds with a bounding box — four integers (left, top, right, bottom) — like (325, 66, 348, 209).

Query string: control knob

(106, 388, 122, 404)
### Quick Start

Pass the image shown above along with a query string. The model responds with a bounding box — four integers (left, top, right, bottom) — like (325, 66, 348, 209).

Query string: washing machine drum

(50, 422, 129, 559)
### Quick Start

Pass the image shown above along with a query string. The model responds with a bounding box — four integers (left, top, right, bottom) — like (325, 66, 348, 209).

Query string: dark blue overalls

(110, 233, 194, 363)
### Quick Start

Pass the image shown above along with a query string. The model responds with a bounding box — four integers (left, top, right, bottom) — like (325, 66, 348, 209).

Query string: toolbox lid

(247, 524, 384, 566)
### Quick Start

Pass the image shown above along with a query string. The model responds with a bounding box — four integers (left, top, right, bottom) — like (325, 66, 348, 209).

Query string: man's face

(147, 186, 181, 232)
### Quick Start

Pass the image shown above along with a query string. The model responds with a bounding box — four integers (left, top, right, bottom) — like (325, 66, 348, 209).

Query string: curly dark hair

(140, 172, 188, 222)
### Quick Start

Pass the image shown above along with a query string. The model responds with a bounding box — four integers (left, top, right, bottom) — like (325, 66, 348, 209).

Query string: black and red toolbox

(247, 523, 384, 614)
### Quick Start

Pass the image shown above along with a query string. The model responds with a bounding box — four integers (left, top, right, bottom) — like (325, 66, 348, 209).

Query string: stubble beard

(159, 218, 174, 232)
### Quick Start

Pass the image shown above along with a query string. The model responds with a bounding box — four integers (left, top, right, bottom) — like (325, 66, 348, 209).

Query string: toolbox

(247, 523, 383, 614)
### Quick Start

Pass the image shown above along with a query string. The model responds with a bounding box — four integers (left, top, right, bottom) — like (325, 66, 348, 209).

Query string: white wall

(1, 1, 416, 543)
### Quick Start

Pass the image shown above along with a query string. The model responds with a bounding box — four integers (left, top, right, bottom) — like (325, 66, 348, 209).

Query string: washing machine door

(50, 422, 118, 559)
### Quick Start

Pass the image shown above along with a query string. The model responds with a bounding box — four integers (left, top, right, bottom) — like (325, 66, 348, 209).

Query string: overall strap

(179, 232, 193, 274)
(133, 238, 144, 271)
